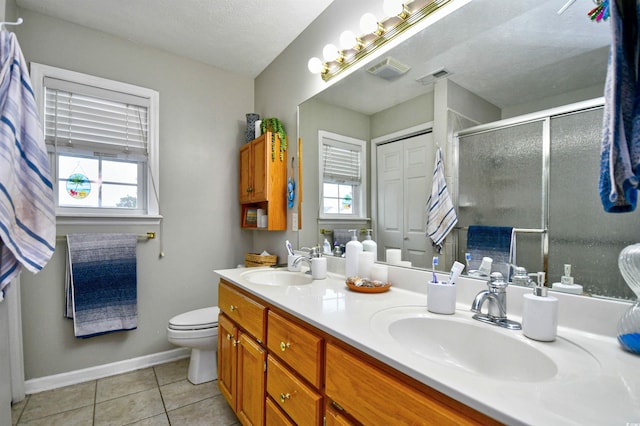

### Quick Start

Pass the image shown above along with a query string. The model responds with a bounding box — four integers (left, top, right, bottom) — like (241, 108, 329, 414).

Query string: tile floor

(10, 358, 240, 425)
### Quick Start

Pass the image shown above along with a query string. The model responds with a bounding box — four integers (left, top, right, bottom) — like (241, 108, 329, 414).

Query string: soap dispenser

(345, 229, 363, 277)
(362, 229, 377, 261)
(551, 264, 583, 295)
(522, 272, 558, 342)
(323, 238, 332, 255)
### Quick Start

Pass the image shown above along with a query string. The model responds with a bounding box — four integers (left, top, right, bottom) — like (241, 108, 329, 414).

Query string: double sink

(239, 268, 600, 383)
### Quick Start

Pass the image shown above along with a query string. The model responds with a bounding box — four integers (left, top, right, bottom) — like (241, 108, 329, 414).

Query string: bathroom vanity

(215, 266, 640, 425)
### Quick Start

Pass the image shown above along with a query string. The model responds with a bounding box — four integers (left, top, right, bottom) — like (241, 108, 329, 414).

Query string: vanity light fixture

(307, 0, 453, 81)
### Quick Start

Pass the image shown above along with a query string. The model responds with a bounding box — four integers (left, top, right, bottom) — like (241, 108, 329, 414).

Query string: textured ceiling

(15, 0, 336, 77)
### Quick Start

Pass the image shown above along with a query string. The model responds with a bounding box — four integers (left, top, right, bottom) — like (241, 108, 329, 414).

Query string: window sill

(56, 214, 162, 226)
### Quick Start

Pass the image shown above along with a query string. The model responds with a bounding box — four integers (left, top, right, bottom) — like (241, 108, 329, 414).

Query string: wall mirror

(298, 0, 638, 300)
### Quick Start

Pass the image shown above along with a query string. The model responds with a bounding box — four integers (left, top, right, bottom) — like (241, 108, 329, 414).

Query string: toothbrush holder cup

(427, 281, 456, 315)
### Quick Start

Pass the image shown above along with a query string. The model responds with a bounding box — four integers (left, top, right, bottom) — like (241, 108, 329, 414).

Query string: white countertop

(215, 266, 640, 425)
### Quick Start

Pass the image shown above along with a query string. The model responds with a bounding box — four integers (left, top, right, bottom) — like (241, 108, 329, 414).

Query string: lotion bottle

(522, 272, 558, 341)
(551, 264, 583, 295)
(362, 229, 377, 261)
(345, 229, 363, 277)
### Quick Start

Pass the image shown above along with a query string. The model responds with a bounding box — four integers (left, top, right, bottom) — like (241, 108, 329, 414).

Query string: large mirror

(298, 0, 639, 300)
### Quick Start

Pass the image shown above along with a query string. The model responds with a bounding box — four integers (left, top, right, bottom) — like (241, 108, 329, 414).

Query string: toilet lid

(169, 307, 220, 330)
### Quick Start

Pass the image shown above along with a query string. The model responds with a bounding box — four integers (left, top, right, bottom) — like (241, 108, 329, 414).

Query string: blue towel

(599, 0, 640, 212)
(426, 147, 458, 253)
(467, 226, 515, 280)
(0, 31, 55, 293)
(65, 233, 137, 338)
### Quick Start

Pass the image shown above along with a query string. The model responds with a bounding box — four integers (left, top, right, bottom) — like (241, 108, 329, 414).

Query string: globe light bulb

(339, 30, 358, 50)
(360, 13, 378, 34)
(383, 0, 404, 17)
(322, 44, 339, 62)
(307, 57, 324, 74)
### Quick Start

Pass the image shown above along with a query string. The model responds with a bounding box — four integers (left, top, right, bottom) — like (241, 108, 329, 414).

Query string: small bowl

(346, 281, 392, 293)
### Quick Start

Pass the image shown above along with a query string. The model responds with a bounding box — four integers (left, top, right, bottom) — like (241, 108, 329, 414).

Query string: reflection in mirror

(296, 0, 638, 300)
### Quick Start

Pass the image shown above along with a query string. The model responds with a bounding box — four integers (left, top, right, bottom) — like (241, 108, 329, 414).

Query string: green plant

(261, 117, 287, 161)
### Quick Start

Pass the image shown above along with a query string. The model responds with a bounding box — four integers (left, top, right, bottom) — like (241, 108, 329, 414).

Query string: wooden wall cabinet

(239, 131, 287, 231)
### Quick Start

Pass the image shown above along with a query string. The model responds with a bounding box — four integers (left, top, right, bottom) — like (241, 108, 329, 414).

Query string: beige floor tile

(11, 396, 27, 425)
(124, 413, 170, 425)
(20, 381, 95, 422)
(17, 405, 93, 426)
(94, 388, 165, 426)
(96, 368, 158, 403)
(167, 395, 238, 426)
(153, 358, 189, 386)
(159, 379, 218, 411)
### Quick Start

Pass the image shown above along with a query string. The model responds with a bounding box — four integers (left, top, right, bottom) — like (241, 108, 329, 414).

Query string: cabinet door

(240, 143, 253, 204)
(218, 314, 237, 410)
(237, 332, 266, 426)
(251, 136, 268, 202)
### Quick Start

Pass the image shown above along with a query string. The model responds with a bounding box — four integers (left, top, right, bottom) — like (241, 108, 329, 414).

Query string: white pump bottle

(345, 229, 363, 277)
(362, 229, 377, 261)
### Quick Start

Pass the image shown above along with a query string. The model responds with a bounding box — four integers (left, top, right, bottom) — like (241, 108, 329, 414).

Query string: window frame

(318, 130, 367, 220)
(30, 63, 160, 224)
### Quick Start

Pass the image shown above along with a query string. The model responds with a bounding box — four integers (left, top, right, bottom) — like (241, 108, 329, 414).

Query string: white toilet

(167, 306, 220, 384)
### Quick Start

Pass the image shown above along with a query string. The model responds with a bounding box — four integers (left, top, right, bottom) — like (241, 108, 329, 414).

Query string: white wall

(15, 8, 254, 380)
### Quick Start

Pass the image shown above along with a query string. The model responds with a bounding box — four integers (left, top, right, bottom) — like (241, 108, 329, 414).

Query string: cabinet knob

(247, 187, 253, 193)
(226, 333, 232, 340)
(279, 392, 291, 403)
(229, 305, 238, 312)
(232, 339, 240, 347)
(280, 342, 291, 352)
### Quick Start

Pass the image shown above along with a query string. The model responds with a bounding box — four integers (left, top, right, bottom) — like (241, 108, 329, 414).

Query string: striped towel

(65, 233, 137, 338)
(426, 147, 458, 253)
(0, 31, 55, 292)
(599, 0, 640, 212)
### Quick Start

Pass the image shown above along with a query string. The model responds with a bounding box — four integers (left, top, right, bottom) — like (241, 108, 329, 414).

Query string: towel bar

(57, 232, 156, 241)
(453, 227, 547, 234)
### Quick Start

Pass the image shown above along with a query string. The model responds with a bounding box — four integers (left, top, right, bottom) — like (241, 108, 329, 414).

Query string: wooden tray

(346, 281, 391, 293)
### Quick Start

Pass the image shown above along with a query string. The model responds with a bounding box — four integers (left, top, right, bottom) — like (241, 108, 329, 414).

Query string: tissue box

(245, 253, 278, 267)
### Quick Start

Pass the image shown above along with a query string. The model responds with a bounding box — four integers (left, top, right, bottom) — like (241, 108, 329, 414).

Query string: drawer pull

(279, 392, 291, 403)
(280, 341, 291, 351)
(229, 305, 238, 312)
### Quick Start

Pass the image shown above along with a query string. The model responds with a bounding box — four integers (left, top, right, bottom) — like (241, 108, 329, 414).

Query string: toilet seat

(168, 307, 220, 331)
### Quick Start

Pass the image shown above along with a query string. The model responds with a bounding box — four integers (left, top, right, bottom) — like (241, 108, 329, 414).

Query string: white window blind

(322, 140, 362, 185)
(43, 76, 149, 157)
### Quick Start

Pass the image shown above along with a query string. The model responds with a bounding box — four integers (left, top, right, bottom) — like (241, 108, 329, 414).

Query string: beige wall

(16, 8, 254, 379)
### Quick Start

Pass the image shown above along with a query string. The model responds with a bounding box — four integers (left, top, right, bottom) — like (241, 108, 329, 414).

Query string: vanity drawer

(219, 281, 266, 343)
(267, 355, 322, 426)
(325, 343, 499, 426)
(267, 311, 323, 388)
(266, 396, 295, 426)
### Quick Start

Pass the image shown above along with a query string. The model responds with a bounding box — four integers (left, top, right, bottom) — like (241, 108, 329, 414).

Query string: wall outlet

(291, 213, 298, 231)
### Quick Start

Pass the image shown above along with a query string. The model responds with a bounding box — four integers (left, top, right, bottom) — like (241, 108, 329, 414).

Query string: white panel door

(376, 132, 434, 268)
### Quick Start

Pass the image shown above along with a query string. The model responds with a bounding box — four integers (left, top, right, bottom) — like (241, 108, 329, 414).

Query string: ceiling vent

(367, 57, 411, 80)
(416, 68, 452, 85)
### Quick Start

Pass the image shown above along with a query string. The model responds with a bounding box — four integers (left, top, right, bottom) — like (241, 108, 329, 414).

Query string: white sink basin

(370, 306, 600, 382)
(241, 269, 313, 286)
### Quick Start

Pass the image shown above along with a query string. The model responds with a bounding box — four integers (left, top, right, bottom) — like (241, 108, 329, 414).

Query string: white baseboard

(24, 348, 190, 395)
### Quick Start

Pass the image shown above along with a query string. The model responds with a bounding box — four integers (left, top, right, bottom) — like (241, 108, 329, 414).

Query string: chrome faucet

(292, 246, 320, 274)
(471, 272, 521, 330)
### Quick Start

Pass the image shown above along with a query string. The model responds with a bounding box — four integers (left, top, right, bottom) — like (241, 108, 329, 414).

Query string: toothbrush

(285, 240, 295, 256)
(448, 261, 465, 285)
(465, 252, 471, 270)
(432, 256, 439, 283)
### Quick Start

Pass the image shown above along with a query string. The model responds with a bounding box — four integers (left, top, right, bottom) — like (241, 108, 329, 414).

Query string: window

(318, 131, 367, 219)
(30, 63, 159, 222)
